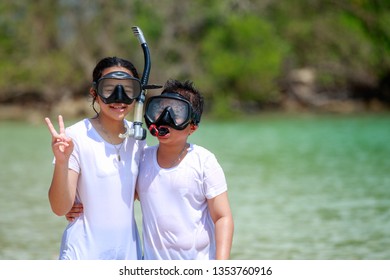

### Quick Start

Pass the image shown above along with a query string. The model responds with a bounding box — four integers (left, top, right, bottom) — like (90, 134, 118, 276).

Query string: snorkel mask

(144, 92, 200, 137)
(93, 71, 142, 104)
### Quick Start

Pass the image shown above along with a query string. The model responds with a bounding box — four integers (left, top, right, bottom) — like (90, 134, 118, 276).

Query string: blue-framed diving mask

(93, 71, 142, 104)
(144, 92, 200, 136)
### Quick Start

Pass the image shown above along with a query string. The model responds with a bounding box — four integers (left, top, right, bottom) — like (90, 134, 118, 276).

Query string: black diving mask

(94, 71, 142, 104)
(144, 92, 199, 136)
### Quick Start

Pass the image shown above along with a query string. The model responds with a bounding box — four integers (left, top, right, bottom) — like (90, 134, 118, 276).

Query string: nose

(114, 85, 125, 102)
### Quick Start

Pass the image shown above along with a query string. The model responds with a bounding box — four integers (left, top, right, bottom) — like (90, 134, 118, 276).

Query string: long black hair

(92, 56, 139, 82)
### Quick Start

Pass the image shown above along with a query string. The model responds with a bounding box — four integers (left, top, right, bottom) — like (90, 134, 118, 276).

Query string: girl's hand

(45, 115, 74, 162)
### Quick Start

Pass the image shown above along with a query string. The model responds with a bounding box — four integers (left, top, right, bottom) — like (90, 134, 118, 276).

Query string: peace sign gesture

(45, 115, 74, 163)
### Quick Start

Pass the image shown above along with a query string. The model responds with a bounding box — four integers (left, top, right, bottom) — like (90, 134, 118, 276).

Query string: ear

(189, 124, 198, 135)
(89, 88, 97, 98)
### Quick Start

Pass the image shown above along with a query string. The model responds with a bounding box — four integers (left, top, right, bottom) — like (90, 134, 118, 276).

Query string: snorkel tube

(120, 26, 160, 140)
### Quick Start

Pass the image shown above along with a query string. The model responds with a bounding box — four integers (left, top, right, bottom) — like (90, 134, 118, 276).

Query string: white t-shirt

(136, 143, 227, 260)
(57, 119, 144, 260)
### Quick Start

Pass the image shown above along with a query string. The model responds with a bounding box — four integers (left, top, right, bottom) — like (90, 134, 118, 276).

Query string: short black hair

(162, 79, 204, 125)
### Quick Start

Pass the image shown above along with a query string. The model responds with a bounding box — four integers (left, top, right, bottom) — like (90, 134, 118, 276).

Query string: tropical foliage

(0, 0, 389, 117)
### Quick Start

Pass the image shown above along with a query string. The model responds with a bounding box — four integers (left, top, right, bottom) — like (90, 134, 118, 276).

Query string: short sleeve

(203, 153, 227, 199)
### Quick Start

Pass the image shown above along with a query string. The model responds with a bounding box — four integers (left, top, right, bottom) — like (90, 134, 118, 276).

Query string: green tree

(199, 14, 288, 117)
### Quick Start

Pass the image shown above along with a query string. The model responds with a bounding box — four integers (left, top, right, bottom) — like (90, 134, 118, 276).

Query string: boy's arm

(208, 191, 234, 260)
(65, 202, 84, 222)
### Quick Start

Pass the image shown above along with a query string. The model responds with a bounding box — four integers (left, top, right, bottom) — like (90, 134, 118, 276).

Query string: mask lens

(97, 78, 141, 99)
(146, 97, 190, 126)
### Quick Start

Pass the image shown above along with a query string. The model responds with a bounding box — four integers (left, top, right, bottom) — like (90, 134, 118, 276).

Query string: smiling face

(93, 66, 136, 121)
(95, 71, 142, 104)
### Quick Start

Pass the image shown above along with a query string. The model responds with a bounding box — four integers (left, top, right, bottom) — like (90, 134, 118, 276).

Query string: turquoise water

(0, 113, 389, 259)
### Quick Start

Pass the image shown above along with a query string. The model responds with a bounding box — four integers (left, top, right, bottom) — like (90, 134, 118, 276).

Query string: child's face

(96, 67, 141, 104)
(144, 92, 195, 138)
(95, 66, 136, 120)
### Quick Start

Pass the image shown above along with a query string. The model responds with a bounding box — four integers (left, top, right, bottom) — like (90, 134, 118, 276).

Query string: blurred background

(0, 0, 390, 260)
(0, 0, 389, 121)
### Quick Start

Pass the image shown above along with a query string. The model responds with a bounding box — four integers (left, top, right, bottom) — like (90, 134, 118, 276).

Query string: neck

(99, 116, 125, 133)
(93, 116, 126, 144)
(157, 142, 189, 168)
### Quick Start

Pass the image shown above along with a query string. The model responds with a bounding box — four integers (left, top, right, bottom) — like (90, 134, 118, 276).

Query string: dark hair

(92, 56, 139, 83)
(162, 79, 204, 125)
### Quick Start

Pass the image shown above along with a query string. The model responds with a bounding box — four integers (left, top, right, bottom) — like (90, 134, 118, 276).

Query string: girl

(45, 57, 145, 259)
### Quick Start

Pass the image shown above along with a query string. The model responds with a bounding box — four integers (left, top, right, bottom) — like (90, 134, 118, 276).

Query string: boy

(138, 79, 234, 259)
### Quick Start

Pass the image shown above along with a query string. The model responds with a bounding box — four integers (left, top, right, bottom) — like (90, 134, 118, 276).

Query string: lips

(109, 104, 127, 111)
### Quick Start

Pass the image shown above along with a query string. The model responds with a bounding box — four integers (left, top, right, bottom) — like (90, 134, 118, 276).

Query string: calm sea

(0, 113, 389, 259)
